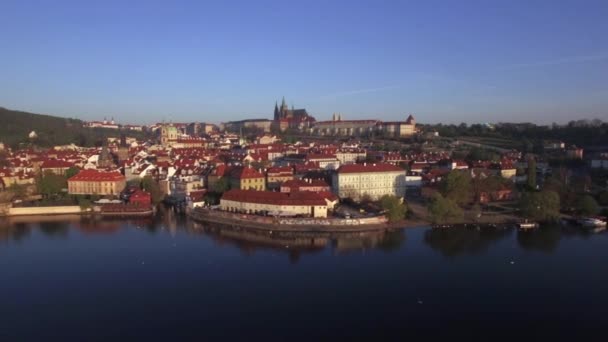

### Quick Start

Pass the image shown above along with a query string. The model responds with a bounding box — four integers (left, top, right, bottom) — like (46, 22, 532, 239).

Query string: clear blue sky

(1, 0, 607, 124)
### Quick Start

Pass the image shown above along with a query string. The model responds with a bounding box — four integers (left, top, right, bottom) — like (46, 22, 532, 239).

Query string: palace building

(68, 169, 126, 196)
(332, 163, 406, 201)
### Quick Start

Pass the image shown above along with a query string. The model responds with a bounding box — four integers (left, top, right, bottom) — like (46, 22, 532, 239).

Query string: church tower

(274, 101, 279, 121)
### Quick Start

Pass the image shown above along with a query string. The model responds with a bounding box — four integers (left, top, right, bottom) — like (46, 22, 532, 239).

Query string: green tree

(427, 193, 464, 224)
(37, 170, 67, 199)
(379, 195, 407, 222)
(575, 195, 599, 216)
(519, 190, 560, 222)
(214, 177, 231, 193)
(527, 158, 537, 190)
(439, 170, 472, 206)
(65, 166, 80, 179)
(141, 176, 164, 204)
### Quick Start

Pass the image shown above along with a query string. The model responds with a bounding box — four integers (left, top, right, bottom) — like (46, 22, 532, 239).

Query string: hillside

(0, 107, 144, 148)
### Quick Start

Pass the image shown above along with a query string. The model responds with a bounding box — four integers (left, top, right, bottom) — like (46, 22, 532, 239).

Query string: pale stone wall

(333, 170, 406, 201)
(220, 199, 327, 218)
(7, 206, 83, 216)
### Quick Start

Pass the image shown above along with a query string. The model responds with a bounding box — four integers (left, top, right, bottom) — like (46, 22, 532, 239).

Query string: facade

(266, 166, 294, 189)
(336, 150, 366, 165)
(380, 115, 416, 138)
(68, 169, 126, 196)
(229, 166, 266, 191)
(160, 124, 178, 146)
(220, 189, 328, 218)
(280, 179, 331, 193)
(39, 159, 74, 175)
(310, 114, 416, 138)
(332, 163, 406, 201)
(311, 116, 378, 137)
(306, 154, 340, 170)
(222, 119, 273, 133)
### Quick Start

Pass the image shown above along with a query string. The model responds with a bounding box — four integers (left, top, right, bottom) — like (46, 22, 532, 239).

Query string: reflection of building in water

(331, 230, 406, 254)
(194, 223, 328, 262)
(424, 226, 512, 257)
(76, 219, 121, 235)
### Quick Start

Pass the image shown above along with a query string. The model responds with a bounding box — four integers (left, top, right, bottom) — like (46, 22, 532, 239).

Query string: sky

(1, 0, 607, 125)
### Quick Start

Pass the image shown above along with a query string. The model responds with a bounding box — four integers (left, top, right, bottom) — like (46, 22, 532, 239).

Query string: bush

(379, 195, 407, 223)
(428, 193, 464, 224)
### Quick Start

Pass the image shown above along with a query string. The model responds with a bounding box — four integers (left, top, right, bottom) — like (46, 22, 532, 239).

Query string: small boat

(578, 218, 607, 228)
(517, 222, 539, 230)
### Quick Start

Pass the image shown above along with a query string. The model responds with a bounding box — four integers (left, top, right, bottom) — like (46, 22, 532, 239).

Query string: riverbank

(0, 204, 154, 217)
(188, 207, 411, 233)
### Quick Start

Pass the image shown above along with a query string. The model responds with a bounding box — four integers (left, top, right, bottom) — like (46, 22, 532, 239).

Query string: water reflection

(424, 226, 512, 257)
(516, 226, 562, 253)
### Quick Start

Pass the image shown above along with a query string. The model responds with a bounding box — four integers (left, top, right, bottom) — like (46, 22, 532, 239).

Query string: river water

(1, 212, 608, 340)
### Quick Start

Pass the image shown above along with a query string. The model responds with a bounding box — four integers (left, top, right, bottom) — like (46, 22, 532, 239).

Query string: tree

(65, 166, 80, 179)
(214, 177, 231, 193)
(379, 195, 407, 222)
(519, 190, 560, 222)
(141, 176, 164, 204)
(439, 170, 472, 206)
(37, 170, 67, 199)
(527, 158, 537, 190)
(427, 193, 464, 224)
(575, 195, 599, 216)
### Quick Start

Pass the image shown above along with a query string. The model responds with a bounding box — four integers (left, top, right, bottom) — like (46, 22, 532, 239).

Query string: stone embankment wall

(6, 206, 83, 216)
(191, 208, 388, 227)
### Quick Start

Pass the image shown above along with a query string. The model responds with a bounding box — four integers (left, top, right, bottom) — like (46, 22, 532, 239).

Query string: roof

(222, 189, 326, 206)
(337, 163, 404, 174)
(281, 179, 329, 189)
(229, 166, 264, 179)
(68, 169, 125, 182)
(40, 159, 74, 169)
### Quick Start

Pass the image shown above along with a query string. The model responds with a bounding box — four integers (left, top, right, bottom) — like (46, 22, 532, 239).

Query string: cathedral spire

(281, 96, 286, 109)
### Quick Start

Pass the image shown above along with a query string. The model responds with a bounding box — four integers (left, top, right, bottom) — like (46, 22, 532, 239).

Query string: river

(1, 211, 608, 340)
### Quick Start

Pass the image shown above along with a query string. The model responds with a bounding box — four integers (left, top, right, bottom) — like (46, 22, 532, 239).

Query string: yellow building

(332, 163, 406, 201)
(220, 189, 328, 217)
(68, 169, 126, 196)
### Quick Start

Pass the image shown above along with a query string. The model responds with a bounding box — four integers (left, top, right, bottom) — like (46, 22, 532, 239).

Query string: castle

(273, 97, 316, 131)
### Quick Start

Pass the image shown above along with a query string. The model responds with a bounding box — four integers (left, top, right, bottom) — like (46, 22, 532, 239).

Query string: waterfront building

(220, 189, 328, 218)
(332, 163, 406, 201)
(68, 169, 126, 196)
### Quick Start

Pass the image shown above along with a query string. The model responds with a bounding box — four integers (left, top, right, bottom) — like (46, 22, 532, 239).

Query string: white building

(332, 163, 406, 201)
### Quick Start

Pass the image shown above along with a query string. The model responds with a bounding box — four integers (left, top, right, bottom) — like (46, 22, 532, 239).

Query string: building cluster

(220, 97, 418, 138)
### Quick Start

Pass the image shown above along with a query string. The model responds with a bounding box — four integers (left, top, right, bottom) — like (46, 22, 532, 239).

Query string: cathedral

(273, 97, 316, 131)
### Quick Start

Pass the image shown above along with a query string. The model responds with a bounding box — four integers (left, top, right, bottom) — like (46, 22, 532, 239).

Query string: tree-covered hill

(0, 107, 144, 148)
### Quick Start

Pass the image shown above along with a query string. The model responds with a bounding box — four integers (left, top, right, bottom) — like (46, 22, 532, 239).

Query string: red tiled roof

(68, 169, 125, 182)
(337, 163, 403, 174)
(222, 189, 326, 206)
(41, 159, 75, 169)
(229, 166, 264, 179)
(267, 166, 293, 176)
(306, 153, 337, 160)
